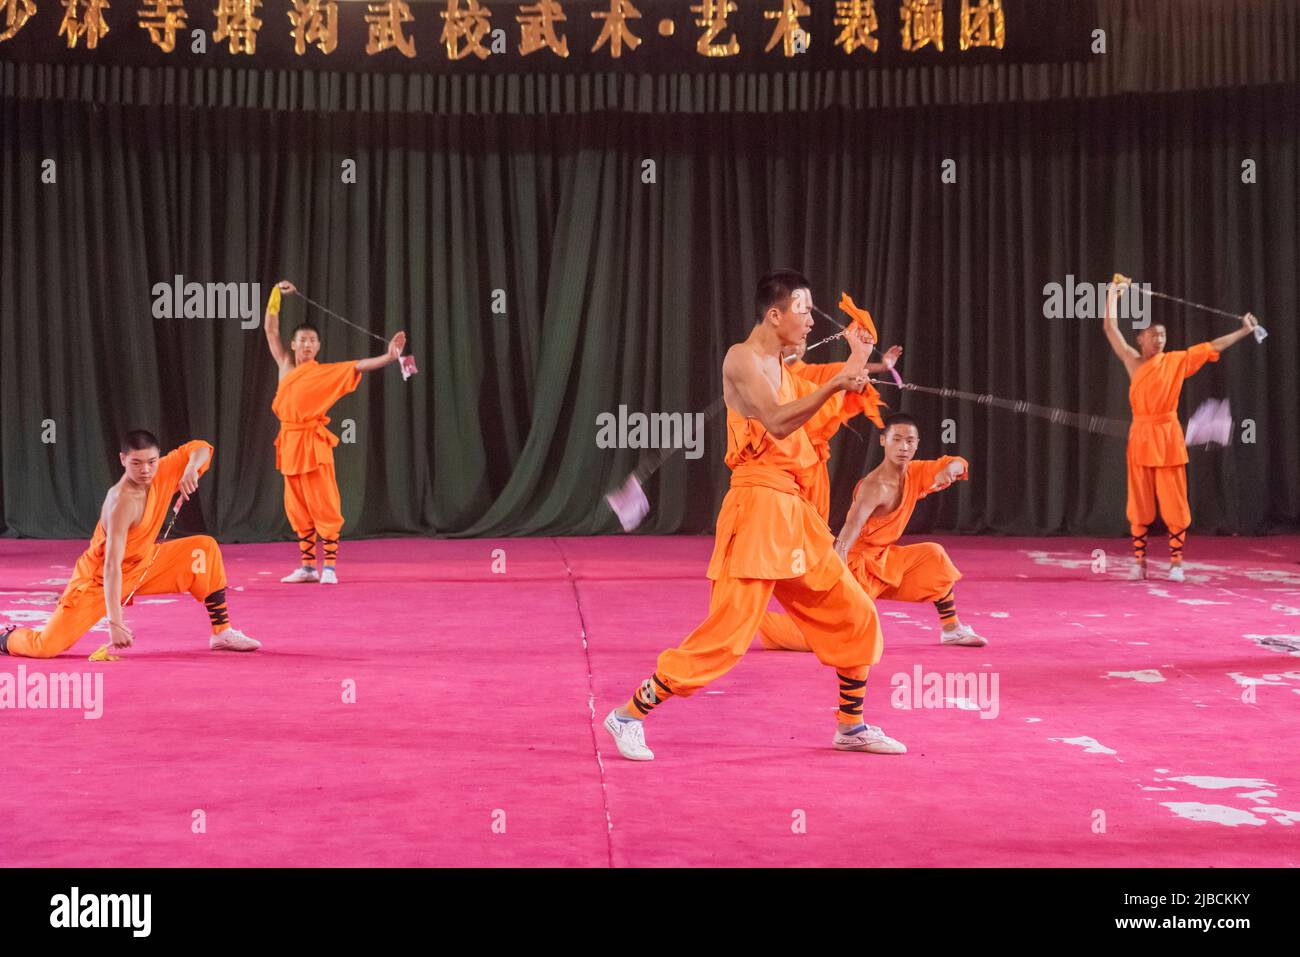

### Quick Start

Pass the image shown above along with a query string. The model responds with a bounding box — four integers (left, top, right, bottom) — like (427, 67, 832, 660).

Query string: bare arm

(1103, 276, 1142, 377)
(354, 331, 408, 373)
(725, 333, 870, 440)
(180, 445, 211, 500)
(264, 281, 293, 371)
(102, 497, 134, 649)
(1210, 313, 1259, 353)
(835, 479, 887, 561)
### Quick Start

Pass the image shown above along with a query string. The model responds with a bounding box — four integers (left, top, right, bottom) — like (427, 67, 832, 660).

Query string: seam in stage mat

(550, 538, 616, 869)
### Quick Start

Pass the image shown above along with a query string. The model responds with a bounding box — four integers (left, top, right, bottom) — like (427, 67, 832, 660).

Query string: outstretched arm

(102, 498, 135, 649)
(1103, 275, 1141, 376)
(264, 281, 294, 369)
(1210, 313, 1259, 353)
(835, 478, 886, 562)
(355, 331, 408, 373)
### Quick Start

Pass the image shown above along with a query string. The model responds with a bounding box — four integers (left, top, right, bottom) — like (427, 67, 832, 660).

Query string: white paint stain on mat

(38, 578, 69, 586)
(1104, 670, 1165, 683)
(1161, 803, 1267, 827)
(0, 610, 51, 623)
(1237, 790, 1277, 804)
(1050, 736, 1116, 755)
(989, 612, 1009, 618)
(134, 598, 178, 605)
(1243, 634, 1300, 657)
(1142, 786, 1177, 791)
(1166, 775, 1272, 790)
(1025, 717, 1042, 723)
(945, 698, 980, 711)
(1254, 807, 1300, 825)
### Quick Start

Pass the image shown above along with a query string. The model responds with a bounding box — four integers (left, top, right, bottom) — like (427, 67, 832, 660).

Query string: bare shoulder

(102, 486, 131, 531)
(854, 472, 887, 504)
(722, 341, 756, 376)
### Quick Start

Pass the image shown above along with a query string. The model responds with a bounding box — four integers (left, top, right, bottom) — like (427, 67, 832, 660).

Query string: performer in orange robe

(264, 281, 408, 585)
(784, 343, 893, 520)
(602, 271, 906, 761)
(1103, 276, 1259, 581)
(759, 412, 987, 651)
(1, 432, 259, 658)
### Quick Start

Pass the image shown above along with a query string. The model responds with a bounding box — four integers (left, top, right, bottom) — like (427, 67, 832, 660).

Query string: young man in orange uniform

(761, 413, 987, 652)
(603, 270, 906, 761)
(1103, 276, 1258, 581)
(264, 281, 407, 585)
(1, 431, 259, 658)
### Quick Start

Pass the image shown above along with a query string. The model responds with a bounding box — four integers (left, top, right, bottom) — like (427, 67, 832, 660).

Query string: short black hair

(120, 429, 161, 454)
(755, 269, 811, 323)
(291, 321, 320, 339)
(882, 412, 919, 436)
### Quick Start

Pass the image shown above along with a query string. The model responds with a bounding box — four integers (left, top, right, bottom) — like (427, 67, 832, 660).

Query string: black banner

(0, 0, 1095, 75)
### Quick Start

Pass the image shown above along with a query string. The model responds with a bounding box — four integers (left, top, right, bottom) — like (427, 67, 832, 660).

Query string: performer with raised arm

(264, 281, 407, 585)
(1103, 276, 1258, 581)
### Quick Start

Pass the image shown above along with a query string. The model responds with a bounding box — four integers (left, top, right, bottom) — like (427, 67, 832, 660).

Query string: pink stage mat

(2, 535, 1299, 867)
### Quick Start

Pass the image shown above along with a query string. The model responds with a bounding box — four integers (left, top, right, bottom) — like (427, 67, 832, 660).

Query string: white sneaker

(834, 723, 907, 754)
(941, 623, 988, 647)
(210, 629, 261, 652)
(1168, 565, 1185, 582)
(1129, 562, 1148, 581)
(603, 709, 654, 761)
(281, 566, 320, 584)
(320, 567, 338, 585)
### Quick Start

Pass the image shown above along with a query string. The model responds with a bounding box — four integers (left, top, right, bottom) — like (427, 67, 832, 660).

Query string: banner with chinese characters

(0, 0, 1092, 74)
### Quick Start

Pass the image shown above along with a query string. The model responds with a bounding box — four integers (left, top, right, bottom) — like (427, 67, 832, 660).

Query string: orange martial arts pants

(757, 543, 959, 653)
(284, 463, 344, 566)
(3, 536, 229, 659)
(654, 548, 883, 700)
(1126, 463, 1190, 563)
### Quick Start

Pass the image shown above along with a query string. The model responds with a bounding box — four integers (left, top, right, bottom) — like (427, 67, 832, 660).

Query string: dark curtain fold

(2, 80, 1297, 541)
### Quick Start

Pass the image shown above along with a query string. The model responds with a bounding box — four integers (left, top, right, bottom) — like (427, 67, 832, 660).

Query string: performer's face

(771, 288, 815, 347)
(119, 447, 160, 488)
(880, 424, 920, 467)
(292, 329, 321, 364)
(1138, 324, 1167, 357)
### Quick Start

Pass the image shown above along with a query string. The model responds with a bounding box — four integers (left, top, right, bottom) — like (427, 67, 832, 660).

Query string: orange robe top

(1127, 343, 1218, 468)
(272, 360, 362, 476)
(846, 456, 968, 590)
(787, 359, 887, 519)
(705, 365, 839, 586)
(70, 440, 214, 591)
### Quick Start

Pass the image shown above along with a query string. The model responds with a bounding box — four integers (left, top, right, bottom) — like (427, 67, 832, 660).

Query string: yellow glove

(89, 644, 121, 662)
(267, 285, 282, 316)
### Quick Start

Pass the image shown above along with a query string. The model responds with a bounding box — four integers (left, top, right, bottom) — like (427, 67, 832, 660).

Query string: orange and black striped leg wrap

(934, 588, 958, 627)
(1131, 526, 1148, 564)
(297, 533, 317, 567)
(627, 673, 673, 718)
(0, 625, 13, 655)
(838, 670, 867, 724)
(1169, 528, 1186, 565)
(320, 537, 339, 568)
(204, 588, 230, 634)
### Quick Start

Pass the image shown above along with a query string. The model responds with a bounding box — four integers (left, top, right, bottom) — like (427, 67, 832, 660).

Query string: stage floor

(2, 535, 1299, 867)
